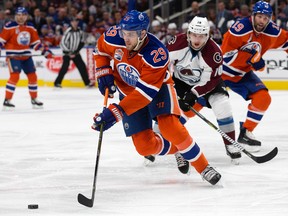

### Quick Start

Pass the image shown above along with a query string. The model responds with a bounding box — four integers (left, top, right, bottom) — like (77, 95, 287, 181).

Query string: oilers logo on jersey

(117, 63, 139, 87)
(240, 42, 262, 54)
(17, 31, 30, 46)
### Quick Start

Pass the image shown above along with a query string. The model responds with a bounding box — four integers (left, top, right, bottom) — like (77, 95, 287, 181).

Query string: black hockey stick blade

(243, 147, 278, 164)
(78, 193, 94, 208)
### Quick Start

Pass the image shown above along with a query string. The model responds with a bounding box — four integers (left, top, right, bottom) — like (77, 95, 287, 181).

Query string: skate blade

(32, 105, 44, 109)
(231, 158, 240, 165)
(2, 106, 15, 111)
(143, 158, 155, 166)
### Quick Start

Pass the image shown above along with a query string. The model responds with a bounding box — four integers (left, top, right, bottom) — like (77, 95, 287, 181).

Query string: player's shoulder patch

(141, 33, 169, 68)
(202, 38, 223, 67)
(104, 25, 125, 46)
(4, 21, 18, 29)
(263, 21, 281, 36)
(229, 17, 253, 36)
(166, 33, 187, 51)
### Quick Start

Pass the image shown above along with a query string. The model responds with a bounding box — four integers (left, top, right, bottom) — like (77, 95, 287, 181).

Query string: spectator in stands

(238, 4, 251, 19)
(40, 24, 60, 47)
(31, 8, 47, 35)
(0, 10, 9, 31)
(186, 1, 205, 22)
(216, 0, 235, 36)
(277, 0, 288, 29)
(54, 8, 70, 27)
(181, 22, 189, 33)
(113, 10, 122, 25)
(151, 20, 166, 43)
(102, 11, 115, 30)
(47, 6, 57, 20)
(209, 21, 222, 45)
(163, 23, 178, 45)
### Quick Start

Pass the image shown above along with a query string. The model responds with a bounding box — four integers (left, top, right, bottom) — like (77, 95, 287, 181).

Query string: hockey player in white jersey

(147, 16, 241, 166)
(172, 16, 241, 164)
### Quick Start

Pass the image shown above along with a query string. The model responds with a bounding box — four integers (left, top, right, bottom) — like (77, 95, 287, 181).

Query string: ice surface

(0, 87, 287, 216)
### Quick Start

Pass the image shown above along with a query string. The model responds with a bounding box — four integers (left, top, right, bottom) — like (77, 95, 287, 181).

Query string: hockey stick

(189, 107, 278, 163)
(0, 54, 43, 58)
(78, 88, 109, 208)
(0, 54, 62, 58)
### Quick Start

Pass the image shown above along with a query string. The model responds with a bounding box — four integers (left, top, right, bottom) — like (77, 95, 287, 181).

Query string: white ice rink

(0, 87, 287, 216)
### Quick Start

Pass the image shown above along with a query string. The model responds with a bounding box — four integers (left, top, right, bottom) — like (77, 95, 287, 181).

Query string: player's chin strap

(133, 34, 147, 51)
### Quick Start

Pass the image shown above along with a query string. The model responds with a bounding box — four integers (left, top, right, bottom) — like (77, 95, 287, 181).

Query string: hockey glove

(41, 47, 53, 59)
(247, 57, 265, 71)
(178, 91, 197, 112)
(95, 66, 116, 98)
(92, 103, 124, 131)
(246, 49, 265, 71)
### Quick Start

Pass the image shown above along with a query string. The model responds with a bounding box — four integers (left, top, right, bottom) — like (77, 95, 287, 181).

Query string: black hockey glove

(178, 91, 197, 112)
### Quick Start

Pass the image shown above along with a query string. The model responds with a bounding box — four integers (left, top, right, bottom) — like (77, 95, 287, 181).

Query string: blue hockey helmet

(15, 7, 28, 15)
(120, 10, 150, 35)
(252, 1, 272, 17)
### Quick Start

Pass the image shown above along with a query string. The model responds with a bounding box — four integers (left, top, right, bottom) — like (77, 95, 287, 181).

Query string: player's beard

(254, 23, 265, 32)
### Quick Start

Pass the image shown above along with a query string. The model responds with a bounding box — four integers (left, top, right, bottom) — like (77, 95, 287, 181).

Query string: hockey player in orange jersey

(221, 1, 288, 152)
(0, 7, 53, 109)
(91, 10, 221, 185)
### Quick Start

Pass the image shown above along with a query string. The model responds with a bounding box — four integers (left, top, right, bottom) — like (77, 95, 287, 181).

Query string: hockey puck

(28, 204, 38, 209)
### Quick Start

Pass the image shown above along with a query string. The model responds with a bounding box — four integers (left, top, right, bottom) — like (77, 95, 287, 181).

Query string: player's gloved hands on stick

(178, 91, 197, 112)
(95, 66, 116, 98)
(41, 47, 53, 59)
(92, 103, 124, 131)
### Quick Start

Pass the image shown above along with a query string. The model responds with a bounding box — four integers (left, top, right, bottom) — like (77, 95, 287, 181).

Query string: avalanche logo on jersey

(117, 63, 139, 87)
(114, 49, 124, 61)
(213, 52, 222, 64)
(17, 31, 30, 46)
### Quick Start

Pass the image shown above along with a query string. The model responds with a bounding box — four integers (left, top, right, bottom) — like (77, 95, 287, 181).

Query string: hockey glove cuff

(95, 66, 116, 98)
(92, 103, 124, 131)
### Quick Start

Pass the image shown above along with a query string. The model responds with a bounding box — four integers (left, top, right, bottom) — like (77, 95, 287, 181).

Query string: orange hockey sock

(5, 73, 20, 100)
(243, 90, 271, 131)
(27, 73, 38, 99)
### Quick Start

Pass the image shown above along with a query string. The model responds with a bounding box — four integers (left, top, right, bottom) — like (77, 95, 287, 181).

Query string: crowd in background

(1, 0, 288, 47)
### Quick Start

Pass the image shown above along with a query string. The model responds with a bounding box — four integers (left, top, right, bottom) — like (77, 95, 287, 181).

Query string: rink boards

(0, 48, 287, 90)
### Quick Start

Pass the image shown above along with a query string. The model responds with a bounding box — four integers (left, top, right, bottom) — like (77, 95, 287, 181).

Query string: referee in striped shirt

(54, 18, 92, 88)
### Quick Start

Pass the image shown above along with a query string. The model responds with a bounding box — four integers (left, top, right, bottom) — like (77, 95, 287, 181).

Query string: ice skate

(54, 84, 62, 90)
(225, 144, 241, 165)
(201, 165, 221, 185)
(31, 98, 43, 109)
(144, 155, 155, 166)
(3, 99, 15, 110)
(237, 122, 261, 152)
(174, 152, 190, 174)
(86, 82, 95, 89)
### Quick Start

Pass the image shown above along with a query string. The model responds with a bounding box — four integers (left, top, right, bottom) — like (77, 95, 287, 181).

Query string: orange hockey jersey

(94, 25, 173, 115)
(0, 21, 42, 59)
(221, 17, 288, 82)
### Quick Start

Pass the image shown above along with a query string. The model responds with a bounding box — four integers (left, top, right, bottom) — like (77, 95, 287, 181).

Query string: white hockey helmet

(188, 16, 210, 35)
(187, 16, 210, 50)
